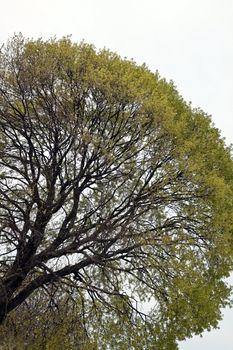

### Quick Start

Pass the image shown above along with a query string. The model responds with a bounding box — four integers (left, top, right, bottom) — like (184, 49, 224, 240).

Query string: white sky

(1, 1, 233, 348)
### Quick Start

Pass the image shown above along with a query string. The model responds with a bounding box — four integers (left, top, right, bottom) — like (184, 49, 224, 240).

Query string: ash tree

(0, 35, 233, 348)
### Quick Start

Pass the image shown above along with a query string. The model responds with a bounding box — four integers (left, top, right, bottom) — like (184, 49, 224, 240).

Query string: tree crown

(0, 35, 233, 348)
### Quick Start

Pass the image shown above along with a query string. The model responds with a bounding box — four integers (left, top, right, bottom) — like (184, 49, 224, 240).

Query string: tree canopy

(0, 35, 233, 348)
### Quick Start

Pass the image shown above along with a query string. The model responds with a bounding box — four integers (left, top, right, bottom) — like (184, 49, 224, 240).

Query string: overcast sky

(1, 1, 233, 348)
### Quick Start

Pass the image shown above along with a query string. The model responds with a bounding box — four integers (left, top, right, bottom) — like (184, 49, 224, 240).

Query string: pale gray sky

(1, 1, 233, 348)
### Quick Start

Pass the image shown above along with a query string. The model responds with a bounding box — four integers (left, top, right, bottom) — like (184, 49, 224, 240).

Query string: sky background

(1, 1, 233, 348)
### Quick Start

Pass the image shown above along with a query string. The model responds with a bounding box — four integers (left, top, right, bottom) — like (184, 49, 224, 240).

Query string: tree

(0, 35, 233, 348)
